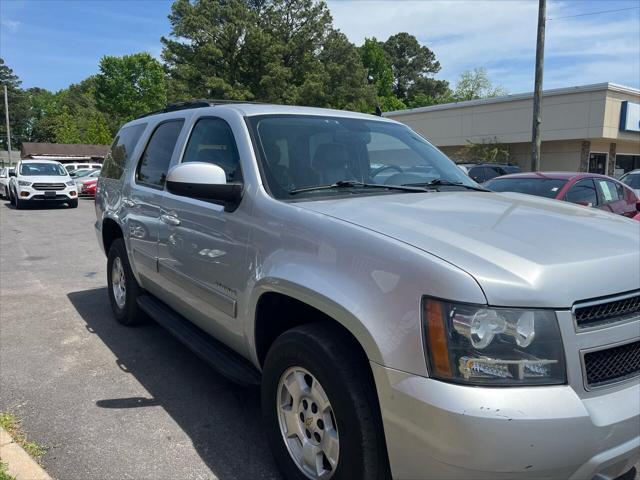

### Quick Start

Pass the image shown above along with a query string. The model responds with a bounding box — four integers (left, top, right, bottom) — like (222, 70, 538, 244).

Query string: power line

(549, 6, 640, 21)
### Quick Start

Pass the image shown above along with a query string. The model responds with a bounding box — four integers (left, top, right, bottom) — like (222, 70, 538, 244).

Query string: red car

(79, 178, 97, 197)
(484, 172, 640, 219)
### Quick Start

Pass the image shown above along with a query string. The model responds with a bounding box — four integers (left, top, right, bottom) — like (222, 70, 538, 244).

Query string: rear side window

(565, 179, 598, 206)
(136, 120, 184, 188)
(595, 179, 622, 203)
(102, 123, 147, 179)
(468, 167, 484, 183)
(182, 118, 242, 182)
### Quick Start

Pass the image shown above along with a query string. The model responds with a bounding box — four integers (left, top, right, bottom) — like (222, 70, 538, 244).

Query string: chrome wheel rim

(277, 367, 339, 479)
(111, 257, 126, 309)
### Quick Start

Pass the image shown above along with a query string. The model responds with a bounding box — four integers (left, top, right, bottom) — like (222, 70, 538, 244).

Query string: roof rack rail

(135, 99, 264, 119)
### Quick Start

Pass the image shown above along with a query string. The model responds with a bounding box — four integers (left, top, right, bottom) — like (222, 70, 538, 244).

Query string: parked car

(95, 101, 639, 480)
(69, 167, 100, 178)
(0, 167, 14, 198)
(485, 172, 640, 219)
(8, 160, 78, 209)
(75, 170, 100, 194)
(64, 162, 101, 174)
(79, 178, 97, 197)
(457, 162, 521, 183)
(620, 169, 640, 197)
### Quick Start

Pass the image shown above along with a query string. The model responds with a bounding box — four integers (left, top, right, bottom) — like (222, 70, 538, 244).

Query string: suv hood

(19, 175, 70, 184)
(301, 192, 640, 308)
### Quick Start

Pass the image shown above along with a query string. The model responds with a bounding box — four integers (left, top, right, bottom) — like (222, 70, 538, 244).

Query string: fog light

(20, 191, 29, 197)
(70, 191, 77, 196)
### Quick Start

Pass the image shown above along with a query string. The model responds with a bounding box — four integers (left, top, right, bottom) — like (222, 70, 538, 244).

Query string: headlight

(66, 180, 75, 186)
(18, 180, 31, 186)
(423, 298, 566, 386)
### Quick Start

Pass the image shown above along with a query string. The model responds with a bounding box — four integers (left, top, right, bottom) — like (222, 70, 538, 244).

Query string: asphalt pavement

(0, 198, 638, 480)
(0, 199, 280, 480)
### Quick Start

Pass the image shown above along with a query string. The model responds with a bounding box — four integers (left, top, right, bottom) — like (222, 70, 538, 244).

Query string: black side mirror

(9, 170, 16, 177)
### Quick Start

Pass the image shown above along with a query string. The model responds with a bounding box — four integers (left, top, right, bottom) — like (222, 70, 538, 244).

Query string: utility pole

(3, 85, 12, 166)
(530, 0, 546, 172)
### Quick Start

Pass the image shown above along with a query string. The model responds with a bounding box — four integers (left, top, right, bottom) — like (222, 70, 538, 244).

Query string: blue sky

(1, 0, 639, 94)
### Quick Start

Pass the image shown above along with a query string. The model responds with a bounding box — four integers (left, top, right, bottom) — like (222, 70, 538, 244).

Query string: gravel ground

(0, 199, 280, 480)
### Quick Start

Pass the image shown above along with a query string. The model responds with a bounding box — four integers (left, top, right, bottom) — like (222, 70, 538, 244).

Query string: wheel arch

(102, 217, 124, 255)
(251, 280, 383, 369)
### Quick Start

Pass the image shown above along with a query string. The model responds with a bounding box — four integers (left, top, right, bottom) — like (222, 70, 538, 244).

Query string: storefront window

(614, 154, 640, 178)
(588, 153, 607, 175)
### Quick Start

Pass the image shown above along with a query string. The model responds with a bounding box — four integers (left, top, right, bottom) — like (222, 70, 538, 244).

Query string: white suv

(9, 160, 78, 209)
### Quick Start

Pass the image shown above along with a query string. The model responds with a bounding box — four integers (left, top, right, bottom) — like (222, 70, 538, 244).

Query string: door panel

(157, 116, 251, 351)
(127, 119, 185, 287)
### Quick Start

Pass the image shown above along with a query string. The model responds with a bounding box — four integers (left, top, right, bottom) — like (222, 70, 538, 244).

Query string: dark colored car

(485, 172, 640, 219)
(458, 163, 522, 183)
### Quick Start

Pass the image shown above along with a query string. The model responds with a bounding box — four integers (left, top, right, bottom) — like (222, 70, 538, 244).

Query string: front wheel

(106, 238, 146, 326)
(262, 323, 389, 480)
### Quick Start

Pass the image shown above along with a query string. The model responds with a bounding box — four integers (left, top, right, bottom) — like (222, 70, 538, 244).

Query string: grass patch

(0, 412, 46, 459)
(0, 461, 17, 480)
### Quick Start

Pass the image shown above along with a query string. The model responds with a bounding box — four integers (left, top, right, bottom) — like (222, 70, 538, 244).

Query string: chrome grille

(574, 292, 640, 328)
(584, 340, 640, 388)
(32, 183, 65, 191)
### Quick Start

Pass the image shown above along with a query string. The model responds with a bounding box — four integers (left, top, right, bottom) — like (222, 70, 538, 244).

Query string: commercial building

(20, 142, 109, 166)
(384, 83, 640, 177)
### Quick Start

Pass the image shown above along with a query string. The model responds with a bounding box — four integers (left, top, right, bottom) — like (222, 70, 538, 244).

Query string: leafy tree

(162, 0, 257, 100)
(53, 106, 82, 144)
(453, 67, 507, 102)
(162, 0, 375, 110)
(83, 112, 112, 144)
(382, 33, 442, 102)
(0, 58, 30, 149)
(457, 136, 511, 163)
(95, 53, 167, 126)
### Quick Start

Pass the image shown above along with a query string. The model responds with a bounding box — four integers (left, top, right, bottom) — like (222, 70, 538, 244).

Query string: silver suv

(95, 101, 640, 480)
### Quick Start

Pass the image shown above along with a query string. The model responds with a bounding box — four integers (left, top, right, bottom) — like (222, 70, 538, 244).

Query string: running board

(137, 295, 261, 387)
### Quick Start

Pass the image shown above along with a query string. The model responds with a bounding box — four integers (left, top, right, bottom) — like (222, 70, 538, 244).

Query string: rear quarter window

(101, 123, 147, 179)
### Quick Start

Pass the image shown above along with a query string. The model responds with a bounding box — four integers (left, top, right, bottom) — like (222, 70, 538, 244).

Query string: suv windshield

(19, 163, 67, 176)
(249, 115, 476, 199)
(484, 177, 568, 198)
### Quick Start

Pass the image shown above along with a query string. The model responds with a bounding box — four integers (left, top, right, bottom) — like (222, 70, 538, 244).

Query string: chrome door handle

(122, 199, 135, 208)
(160, 214, 181, 226)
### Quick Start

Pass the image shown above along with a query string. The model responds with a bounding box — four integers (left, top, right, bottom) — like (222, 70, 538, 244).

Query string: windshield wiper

(403, 179, 489, 192)
(289, 180, 428, 195)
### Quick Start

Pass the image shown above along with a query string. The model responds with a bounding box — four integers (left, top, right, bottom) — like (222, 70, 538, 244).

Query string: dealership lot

(0, 200, 280, 480)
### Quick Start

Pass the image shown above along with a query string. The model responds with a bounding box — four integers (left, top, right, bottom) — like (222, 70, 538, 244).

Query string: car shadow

(2, 201, 71, 210)
(67, 287, 281, 480)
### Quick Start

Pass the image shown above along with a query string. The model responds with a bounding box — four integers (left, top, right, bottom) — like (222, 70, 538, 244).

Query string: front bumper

(17, 186, 76, 202)
(372, 362, 639, 480)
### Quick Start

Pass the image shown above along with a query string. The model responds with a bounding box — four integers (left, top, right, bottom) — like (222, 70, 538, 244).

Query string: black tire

(106, 238, 147, 326)
(68, 198, 78, 208)
(9, 189, 15, 206)
(15, 196, 25, 209)
(262, 323, 390, 480)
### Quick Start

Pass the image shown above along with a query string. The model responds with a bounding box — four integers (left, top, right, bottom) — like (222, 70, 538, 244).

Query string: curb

(0, 427, 51, 480)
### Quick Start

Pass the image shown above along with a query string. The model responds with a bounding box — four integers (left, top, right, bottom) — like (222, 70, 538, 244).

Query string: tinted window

(249, 115, 474, 199)
(484, 166, 504, 181)
(19, 162, 67, 176)
(136, 120, 184, 188)
(595, 179, 622, 203)
(621, 173, 640, 189)
(468, 167, 484, 183)
(485, 177, 567, 199)
(565, 179, 598, 206)
(102, 123, 147, 179)
(182, 118, 241, 182)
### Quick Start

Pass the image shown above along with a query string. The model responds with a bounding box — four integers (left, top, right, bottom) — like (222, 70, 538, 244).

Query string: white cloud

(327, 0, 640, 92)
(1, 19, 21, 32)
